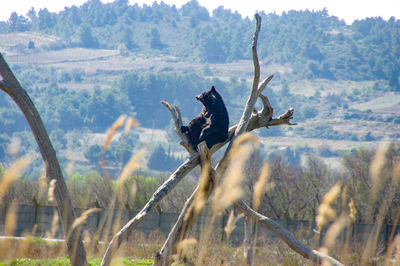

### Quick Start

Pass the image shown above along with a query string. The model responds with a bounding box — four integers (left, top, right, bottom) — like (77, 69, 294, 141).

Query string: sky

(1, 0, 399, 25)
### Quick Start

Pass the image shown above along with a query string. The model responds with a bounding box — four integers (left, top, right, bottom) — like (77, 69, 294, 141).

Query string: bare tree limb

(100, 102, 294, 265)
(234, 200, 344, 266)
(101, 13, 295, 266)
(154, 15, 269, 264)
(0, 53, 88, 266)
(161, 101, 194, 154)
(154, 142, 214, 266)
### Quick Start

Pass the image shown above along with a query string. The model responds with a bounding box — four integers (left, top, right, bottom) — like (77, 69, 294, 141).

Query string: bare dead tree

(101, 14, 343, 266)
(0, 54, 88, 265)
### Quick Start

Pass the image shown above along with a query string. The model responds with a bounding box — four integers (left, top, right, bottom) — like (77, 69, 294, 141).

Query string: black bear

(181, 86, 229, 150)
(181, 106, 210, 149)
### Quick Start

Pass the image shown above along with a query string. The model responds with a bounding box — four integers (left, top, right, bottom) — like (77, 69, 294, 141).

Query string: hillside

(0, 1, 399, 174)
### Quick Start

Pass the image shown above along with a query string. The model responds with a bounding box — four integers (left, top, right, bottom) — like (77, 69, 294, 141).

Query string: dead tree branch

(0, 53, 88, 266)
(234, 200, 344, 266)
(153, 13, 342, 266)
(160, 101, 195, 154)
(101, 14, 297, 266)
(154, 142, 214, 266)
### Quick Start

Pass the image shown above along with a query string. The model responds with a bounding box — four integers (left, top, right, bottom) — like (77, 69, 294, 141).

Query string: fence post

(32, 196, 40, 235)
(95, 198, 102, 230)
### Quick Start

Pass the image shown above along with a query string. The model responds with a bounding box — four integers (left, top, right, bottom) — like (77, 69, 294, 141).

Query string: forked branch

(101, 13, 299, 266)
(161, 101, 195, 154)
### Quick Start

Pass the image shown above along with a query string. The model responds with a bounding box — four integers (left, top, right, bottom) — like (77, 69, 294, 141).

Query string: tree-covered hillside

(1, 0, 399, 85)
(1, 0, 399, 174)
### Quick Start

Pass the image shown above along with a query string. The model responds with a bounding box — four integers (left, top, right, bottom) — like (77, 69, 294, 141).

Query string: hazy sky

(1, 0, 399, 24)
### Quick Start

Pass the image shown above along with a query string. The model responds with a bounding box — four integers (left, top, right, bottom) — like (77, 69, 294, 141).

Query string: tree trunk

(0, 53, 88, 266)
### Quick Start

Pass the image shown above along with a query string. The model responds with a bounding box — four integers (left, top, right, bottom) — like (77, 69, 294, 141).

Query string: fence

(0, 204, 399, 248)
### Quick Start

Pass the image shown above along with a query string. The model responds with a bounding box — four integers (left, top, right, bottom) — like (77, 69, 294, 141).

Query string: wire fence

(0, 204, 399, 248)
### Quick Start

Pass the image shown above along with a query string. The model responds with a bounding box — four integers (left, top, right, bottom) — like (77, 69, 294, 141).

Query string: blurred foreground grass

(0, 257, 153, 266)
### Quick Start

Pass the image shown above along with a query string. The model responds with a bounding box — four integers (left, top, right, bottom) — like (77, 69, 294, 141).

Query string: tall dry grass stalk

(369, 142, 389, 201)
(94, 115, 143, 243)
(361, 150, 400, 264)
(72, 208, 102, 231)
(252, 163, 270, 211)
(224, 210, 244, 240)
(315, 182, 341, 233)
(176, 238, 198, 258)
(212, 134, 258, 214)
(348, 199, 357, 223)
(0, 155, 32, 201)
(124, 117, 139, 135)
(47, 179, 56, 202)
(50, 209, 59, 238)
(103, 114, 127, 152)
(118, 148, 147, 186)
(320, 216, 350, 264)
(186, 146, 211, 222)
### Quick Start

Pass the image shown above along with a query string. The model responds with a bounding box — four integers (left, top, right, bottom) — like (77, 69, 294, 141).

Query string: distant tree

(7, 12, 30, 32)
(181, 0, 209, 21)
(389, 69, 400, 91)
(198, 34, 226, 62)
(150, 28, 167, 49)
(121, 28, 139, 51)
(148, 145, 181, 171)
(84, 144, 102, 165)
(38, 8, 56, 30)
(79, 25, 99, 48)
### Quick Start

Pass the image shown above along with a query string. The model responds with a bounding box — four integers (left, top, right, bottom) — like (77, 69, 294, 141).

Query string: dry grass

(1, 123, 400, 266)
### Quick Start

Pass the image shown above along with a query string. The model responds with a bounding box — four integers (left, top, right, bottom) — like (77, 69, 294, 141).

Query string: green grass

(0, 257, 153, 266)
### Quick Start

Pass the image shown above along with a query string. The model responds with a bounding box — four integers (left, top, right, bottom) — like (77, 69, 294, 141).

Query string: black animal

(181, 106, 210, 149)
(181, 86, 229, 150)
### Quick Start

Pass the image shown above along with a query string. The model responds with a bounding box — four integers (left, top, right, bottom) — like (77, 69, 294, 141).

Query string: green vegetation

(0, 0, 399, 186)
(1, 1, 399, 83)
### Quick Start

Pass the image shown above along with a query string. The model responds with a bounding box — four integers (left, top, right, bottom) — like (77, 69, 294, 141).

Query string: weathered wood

(160, 101, 194, 154)
(101, 13, 296, 266)
(154, 142, 213, 266)
(234, 200, 344, 266)
(0, 53, 88, 266)
(153, 13, 342, 266)
(155, 15, 268, 265)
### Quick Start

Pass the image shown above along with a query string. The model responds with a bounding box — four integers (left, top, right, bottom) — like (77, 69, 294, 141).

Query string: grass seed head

(253, 163, 270, 211)
(213, 134, 258, 213)
(369, 142, 389, 198)
(124, 116, 139, 135)
(103, 114, 127, 152)
(224, 210, 244, 240)
(48, 179, 56, 202)
(0, 155, 32, 200)
(316, 182, 341, 232)
(72, 208, 101, 230)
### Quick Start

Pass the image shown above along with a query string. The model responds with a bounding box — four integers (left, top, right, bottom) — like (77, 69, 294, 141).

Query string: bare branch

(234, 200, 343, 266)
(257, 74, 274, 95)
(0, 53, 88, 266)
(101, 14, 295, 266)
(161, 101, 194, 154)
(155, 142, 213, 266)
(235, 13, 262, 139)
